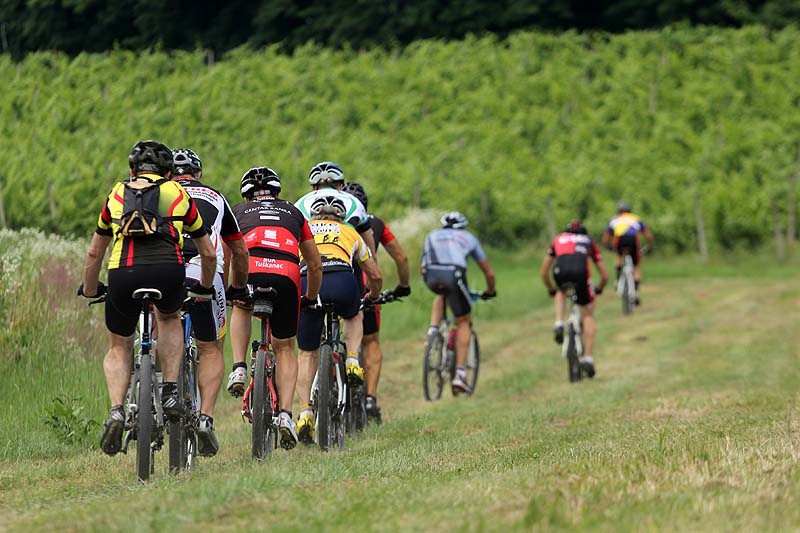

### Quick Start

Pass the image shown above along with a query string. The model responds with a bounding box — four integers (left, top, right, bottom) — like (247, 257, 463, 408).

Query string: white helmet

(441, 211, 468, 229)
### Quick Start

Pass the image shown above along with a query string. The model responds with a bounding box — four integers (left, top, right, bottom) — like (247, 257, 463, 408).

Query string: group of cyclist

(80, 140, 413, 457)
(78, 138, 652, 459)
(540, 202, 654, 378)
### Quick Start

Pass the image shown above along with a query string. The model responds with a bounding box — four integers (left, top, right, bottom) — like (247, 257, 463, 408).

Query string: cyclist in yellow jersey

(294, 194, 382, 444)
(601, 201, 654, 304)
(79, 140, 217, 456)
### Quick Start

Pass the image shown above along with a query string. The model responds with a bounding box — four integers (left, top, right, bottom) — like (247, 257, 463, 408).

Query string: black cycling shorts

(553, 256, 594, 306)
(297, 270, 361, 351)
(615, 234, 641, 265)
(423, 265, 471, 318)
(363, 304, 381, 336)
(248, 272, 301, 340)
(106, 264, 185, 337)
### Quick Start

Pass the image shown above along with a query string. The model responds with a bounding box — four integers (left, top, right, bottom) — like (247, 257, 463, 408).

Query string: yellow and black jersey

(300, 219, 371, 273)
(96, 174, 206, 269)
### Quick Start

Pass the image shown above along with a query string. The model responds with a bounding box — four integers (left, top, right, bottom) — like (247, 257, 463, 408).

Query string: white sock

(555, 320, 564, 328)
(580, 355, 594, 364)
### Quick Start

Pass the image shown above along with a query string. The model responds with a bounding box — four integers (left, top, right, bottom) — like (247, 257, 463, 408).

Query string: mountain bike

(240, 287, 281, 460)
(346, 290, 402, 433)
(168, 298, 202, 473)
(561, 284, 584, 383)
(617, 250, 636, 315)
(423, 290, 491, 401)
(310, 303, 347, 451)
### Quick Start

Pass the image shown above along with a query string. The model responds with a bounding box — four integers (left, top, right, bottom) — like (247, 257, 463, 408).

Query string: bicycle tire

(423, 331, 445, 401)
(465, 331, 480, 395)
(252, 349, 274, 460)
(333, 358, 346, 449)
(168, 350, 187, 473)
(185, 346, 199, 471)
(317, 344, 334, 451)
(346, 384, 367, 433)
(137, 353, 154, 482)
(566, 326, 581, 383)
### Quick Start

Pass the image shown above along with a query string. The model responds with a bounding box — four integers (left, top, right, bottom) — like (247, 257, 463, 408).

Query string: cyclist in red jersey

(540, 221, 608, 378)
(342, 183, 411, 423)
(227, 167, 322, 449)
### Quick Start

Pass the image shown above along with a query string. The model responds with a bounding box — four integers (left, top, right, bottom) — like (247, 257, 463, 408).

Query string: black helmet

(129, 140, 173, 175)
(240, 167, 281, 199)
(172, 148, 202, 177)
(565, 220, 587, 234)
(616, 201, 632, 213)
(308, 161, 345, 185)
(441, 211, 468, 229)
(342, 182, 368, 211)
(310, 194, 347, 219)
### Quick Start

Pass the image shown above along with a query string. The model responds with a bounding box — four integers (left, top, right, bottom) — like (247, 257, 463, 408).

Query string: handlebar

(469, 290, 496, 302)
(361, 289, 404, 309)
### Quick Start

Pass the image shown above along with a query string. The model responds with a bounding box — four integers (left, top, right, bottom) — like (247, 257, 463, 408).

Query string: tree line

(1, 26, 799, 256)
(1, 0, 799, 58)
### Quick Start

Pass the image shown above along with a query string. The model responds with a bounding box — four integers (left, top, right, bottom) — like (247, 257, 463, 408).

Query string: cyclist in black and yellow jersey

(79, 140, 217, 456)
(294, 194, 382, 444)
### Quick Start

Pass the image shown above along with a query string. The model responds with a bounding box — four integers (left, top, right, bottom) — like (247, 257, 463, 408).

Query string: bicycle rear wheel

(566, 326, 581, 383)
(251, 349, 274, 460)
(423, 331, 445, 401)
(168, 351, 187, 473)
(317, 344, 335, 451)
(346, 384, 367, 433)
(465, 331, 480, 395)
(137, 353, 154, 482)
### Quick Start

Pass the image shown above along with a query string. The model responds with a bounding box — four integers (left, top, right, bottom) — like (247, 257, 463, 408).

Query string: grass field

(2, 239, 800, 530)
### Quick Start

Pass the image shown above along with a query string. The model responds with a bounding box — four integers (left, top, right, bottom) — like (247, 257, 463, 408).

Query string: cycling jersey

(96, 174, 206, 269)
(369, 215, 396, 249)
(606, 213, 647, 238)
(548, 232, 603, 305)
(302, 219, 371, 274)
(421, 228, 486, 271)
(232, 198, 313, 285)
(359, 215, 397, 335)
(176, 178, 243, 273)
(294, 189, 371, 233)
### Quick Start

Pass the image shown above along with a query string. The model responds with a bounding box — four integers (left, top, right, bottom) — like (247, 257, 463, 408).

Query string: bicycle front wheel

(317, 344, 335, 451)
(252, 349, 274, 460)
(137, 353, 154, 482)
(566, 327, 581, 383)
(465, 331, 480, 395)
(423, 331, 445, 401)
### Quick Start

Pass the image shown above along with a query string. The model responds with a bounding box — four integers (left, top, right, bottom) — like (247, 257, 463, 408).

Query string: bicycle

(617, 250, 636, 315)
(167, 297, 202, 473)
(423, 290, 491, 401)
(346, 289, 403, 433)
(310, 302, 348, 451)
(560, 284, 584, 383)
(240, 287, 281, 460)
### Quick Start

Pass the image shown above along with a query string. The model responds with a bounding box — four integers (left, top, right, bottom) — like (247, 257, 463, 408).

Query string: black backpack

(114, 178, 178, 241)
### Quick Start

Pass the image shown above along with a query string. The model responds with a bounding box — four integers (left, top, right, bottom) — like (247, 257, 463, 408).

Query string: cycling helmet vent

(308, 161, 345, 185)
(565, 220, 587, 234)
(240, 166, 281, 199)
(441, 211, 468, 229)
(172, 148, 202, 176)
(310, 195, 347, 219)
(129, 140, 173, 174)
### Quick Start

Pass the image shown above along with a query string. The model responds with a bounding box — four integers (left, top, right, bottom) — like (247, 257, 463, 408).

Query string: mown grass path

(2, 266, 799, 531)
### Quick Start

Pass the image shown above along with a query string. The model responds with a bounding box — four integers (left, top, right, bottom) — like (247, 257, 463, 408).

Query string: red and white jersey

(548, 232, 602, 264)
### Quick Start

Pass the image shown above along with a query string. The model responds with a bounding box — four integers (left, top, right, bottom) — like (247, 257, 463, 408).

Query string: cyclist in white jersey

(172, 148, 250, 456)
(421, 211, 496, 395)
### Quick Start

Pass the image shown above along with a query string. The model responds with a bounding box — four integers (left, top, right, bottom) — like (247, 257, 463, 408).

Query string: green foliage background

(1, 25, 798, 251)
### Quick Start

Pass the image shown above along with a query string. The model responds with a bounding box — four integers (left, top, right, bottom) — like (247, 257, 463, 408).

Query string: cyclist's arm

(360, 256, 383, 299)
(360, 228, 378, 258)
(299, 239, 322, 300)
(226, 238, 249, 288)
(540, 255, 556, 293)
(643, 227, 655, 250)
(382, 239, 410, 287)
(601, 229, 611, 248)
(82, 233, 112, 297)
(477, 258, 496, 295)
(193, 234, 216, 289)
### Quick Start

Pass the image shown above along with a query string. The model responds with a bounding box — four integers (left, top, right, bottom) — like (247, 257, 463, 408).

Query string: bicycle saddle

(132, 288, 163, 300)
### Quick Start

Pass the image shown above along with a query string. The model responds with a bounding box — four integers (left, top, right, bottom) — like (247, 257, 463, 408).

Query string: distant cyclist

(601, 201, 654, 305)
(421, 212, 495, 395)
(227, 167, 323, 449)
(342, 182, 411, 423)
(295, 193, 382, 444)
(540, 221, 608, 377)
(171, 148, 250, 456)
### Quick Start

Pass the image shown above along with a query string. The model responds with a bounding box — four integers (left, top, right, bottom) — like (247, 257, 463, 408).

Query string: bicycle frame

(560, 287, 584, 382)
(310, 305, 347, 449)
(242, 302, 279, 423)
(618, 252, 636, 314)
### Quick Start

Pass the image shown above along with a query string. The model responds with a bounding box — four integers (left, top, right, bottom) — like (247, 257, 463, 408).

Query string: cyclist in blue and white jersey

(421, 212, 496, 395)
